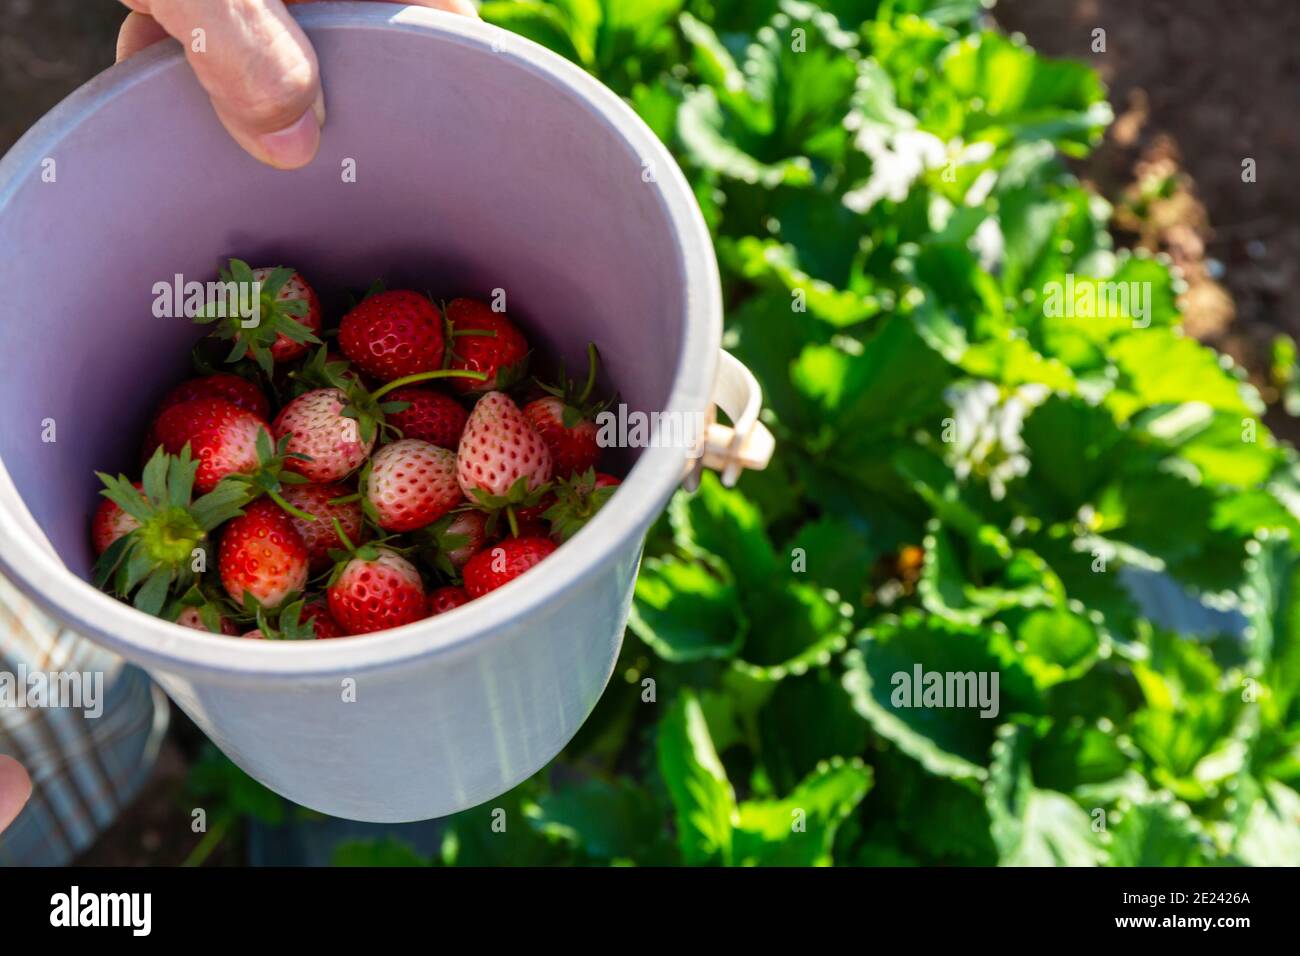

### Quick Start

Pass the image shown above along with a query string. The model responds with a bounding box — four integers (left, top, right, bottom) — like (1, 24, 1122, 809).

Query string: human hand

(115, 0, 478, 169)
(0, 754, 32, 835)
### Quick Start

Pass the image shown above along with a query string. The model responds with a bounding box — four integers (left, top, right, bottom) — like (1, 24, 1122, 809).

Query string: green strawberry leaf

(656, 691, 738, 865)
(842, 612, 1039, 779)
(630, 554, 745, 662)
(985, 724, 1104, 866)
(733, 758, 872, 865)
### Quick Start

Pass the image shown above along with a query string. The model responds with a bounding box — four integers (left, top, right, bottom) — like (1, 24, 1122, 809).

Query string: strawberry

(513, 493, 555, 527)
(463, 537, 556, 598)
(444, 298, 530, 395)
(302, 600, 346, 639)
(277, 353, 482, 479)
(422, 510, 487, 575)
(150, 397, 271, 493)
(428, 585, 471, 616)
(383, 386, 468, 449)
(523, 343, 610, 477)
(93, 447, 247, 616)
(245, 597, 343, 640)
(456, 391, 553, 533)
(218, 498, 310, 610)
(339, 290, 445, 383)
(524, 395, 600, 477)
(364, 439, 462, 533)
(278, 481, 365, 572)
(544, 470, 621, 542)
(326, 548, 427, 635)
(193, 259, 322, 373)
(273, 387, 376, 482)
(155, 373, 271, 423)
(175, 606, 239, 635)
(91, 482, 143, 554)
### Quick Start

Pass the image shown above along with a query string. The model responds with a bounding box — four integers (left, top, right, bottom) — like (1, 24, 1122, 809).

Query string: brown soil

(998, 0, 1300, 430)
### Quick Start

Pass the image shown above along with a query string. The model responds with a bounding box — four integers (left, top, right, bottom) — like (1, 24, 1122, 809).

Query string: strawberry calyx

(193, 259, 321, 376)
(94, 446, 247, 615)
(467, 475, 553, 538)
(250, 597, 320, 641)
(323, 518, 412, 587)
(534, 342, 615, 425)
(165, 582, 241, 633)
(543, 469, 619, 542)
(415, 510, 475, 579)
(216, 428, 317, 522)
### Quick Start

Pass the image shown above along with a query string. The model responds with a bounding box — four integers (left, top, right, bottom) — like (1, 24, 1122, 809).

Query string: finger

(116, 11, 172, 61)
(283, 0, 479, 14)
(0, 755, 32, 834)
(118, 1, 477, 64)
(146, 0, 324, 170)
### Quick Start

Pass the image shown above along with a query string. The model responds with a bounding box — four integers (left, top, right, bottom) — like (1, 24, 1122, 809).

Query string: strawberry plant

(327, 0, 1300, 867)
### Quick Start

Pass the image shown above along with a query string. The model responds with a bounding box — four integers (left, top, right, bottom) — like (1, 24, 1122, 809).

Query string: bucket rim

(0, 3, 721, 680)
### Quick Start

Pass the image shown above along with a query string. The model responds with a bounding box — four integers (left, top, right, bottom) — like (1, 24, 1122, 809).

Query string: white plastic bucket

(0, 4, 771, 821)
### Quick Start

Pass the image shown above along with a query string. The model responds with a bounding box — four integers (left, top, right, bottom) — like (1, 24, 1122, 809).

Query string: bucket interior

(0, 19, 688, 579)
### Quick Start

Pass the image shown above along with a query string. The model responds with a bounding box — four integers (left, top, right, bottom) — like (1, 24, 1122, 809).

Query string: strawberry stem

(578, 343, 599, 405)
(269, 490, 317, 522)
(370, 369, 487, 401)
(506, 505, 519, 539)
(450, 328, 498, 338)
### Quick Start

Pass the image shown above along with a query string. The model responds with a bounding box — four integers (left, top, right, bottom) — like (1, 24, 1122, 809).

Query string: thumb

(0, 755, 32, 834)
(138, 0, 324, 169)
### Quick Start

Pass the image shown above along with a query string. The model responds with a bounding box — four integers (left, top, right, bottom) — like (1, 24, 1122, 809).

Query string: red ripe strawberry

(195, 260, 322, 373)
(365, 439, 462, 532)
(327, 549, 427, 635)
(444, 298, 530, 395)
(273, 387, 376, 482)
(339, 290, 444, 382)
(175, 607, 239, 635)
(278, 481, 365, 572)
(218, 498, 309, 610)
(544, 470, 620, 542)
(427, 585, 471, 616)
(523, 342, 609, 477)
(156, 373, 270, 422)
(91, 482, 143, 554)
(384, 386, 467, 449)
(150, 397, 271, 493)
(513, 492, 554, 526)
(251, 266, 322, 364)
(302, 600, 345, 639)
(456, 391, 553, 501)
(463, 537, 557, 598)
(523, 396, 600, 477)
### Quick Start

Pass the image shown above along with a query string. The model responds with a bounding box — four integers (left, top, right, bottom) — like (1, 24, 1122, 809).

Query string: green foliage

(330, 0, 1300, 866)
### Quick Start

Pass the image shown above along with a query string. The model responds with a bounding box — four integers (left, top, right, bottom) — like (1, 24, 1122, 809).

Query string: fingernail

(255, 108, 320, 169)
(313, 90, 327, 128)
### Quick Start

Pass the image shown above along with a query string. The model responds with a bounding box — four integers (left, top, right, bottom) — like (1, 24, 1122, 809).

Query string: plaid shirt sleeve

(0, 573, 168, 866)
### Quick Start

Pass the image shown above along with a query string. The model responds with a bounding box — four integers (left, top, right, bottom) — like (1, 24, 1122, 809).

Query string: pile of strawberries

(91, 261, 619, 639)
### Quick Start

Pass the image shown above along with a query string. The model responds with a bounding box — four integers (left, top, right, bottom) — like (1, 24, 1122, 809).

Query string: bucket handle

(685, 350, 775, 490)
